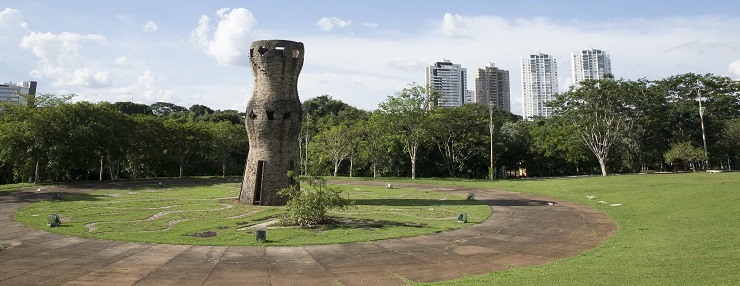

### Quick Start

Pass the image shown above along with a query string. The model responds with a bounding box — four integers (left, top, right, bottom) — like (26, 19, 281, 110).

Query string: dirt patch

(186, 231, 217, 238)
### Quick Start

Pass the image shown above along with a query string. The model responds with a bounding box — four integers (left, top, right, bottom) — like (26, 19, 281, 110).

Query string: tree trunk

(333, 160, 340, 177)
(598, 157, 607, 176)
(349, 157, 354, 177)
(99, 156, 104, 181)
(34, 160, 39, 184)
(179, 161, 184, 178)
(222, 159, 226, 178)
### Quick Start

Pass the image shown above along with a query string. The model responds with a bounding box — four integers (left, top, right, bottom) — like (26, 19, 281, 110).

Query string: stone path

(0, 180, 617, 285)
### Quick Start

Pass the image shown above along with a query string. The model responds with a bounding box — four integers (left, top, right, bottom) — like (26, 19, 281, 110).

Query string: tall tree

(551, 77, 646, 176)
(377, 84, 433, 179)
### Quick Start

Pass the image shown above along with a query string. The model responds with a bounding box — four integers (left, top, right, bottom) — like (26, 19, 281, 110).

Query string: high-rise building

(0, 81, 37, 107)
(474, 63, 510, 112)
(571, 48, 611, 85)
(425, 59, 468, 108)
(521, 53, 558, 120)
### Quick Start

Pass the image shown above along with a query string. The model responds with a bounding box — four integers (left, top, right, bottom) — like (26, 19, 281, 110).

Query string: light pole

(489, 102, 494, 180)
(696, 80, 709, 170)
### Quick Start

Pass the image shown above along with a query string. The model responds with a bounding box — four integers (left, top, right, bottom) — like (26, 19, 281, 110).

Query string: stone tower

(240, 40, 303, 206)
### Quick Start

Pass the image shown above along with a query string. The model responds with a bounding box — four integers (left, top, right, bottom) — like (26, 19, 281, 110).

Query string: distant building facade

(521, 53, 558, 120)
(0, 81, 36, 107)
(473, 63, 510, 112)
(425, 59, 468, 108)
(571, 48, 611, 85)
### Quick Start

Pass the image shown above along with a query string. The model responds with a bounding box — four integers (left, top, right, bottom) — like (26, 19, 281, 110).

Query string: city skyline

(1, 1, 738, 116)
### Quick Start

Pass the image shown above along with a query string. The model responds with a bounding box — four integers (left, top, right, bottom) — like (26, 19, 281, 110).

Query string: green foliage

(278, 174, 354, 226)
(663, 141, 707, 171)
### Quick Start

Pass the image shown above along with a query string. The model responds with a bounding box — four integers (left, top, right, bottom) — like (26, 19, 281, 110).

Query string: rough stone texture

(240, 39, 304, 206)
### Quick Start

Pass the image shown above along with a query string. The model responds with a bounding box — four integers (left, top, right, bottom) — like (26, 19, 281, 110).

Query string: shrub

(278, 173, 353, 226)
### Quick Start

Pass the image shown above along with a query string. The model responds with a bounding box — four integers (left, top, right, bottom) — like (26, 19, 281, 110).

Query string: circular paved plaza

(0, 180, 616, 285)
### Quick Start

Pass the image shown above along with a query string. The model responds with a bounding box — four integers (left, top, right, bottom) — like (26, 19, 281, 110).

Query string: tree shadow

(353, 198, 553, 207)
(0, 191, 106, 203)
(353, 198, 487, 207)
(54, 177, 239, 191)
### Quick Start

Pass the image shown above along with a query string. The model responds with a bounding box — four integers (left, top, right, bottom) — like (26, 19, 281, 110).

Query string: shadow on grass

(0, 191, 106, 204)
(53, 177, 239, 191)
(353, 198, 552, 207)
(314, 218, 429, 231)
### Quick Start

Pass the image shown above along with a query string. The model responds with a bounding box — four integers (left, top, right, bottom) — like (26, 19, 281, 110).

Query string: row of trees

(1, 72, 737, 184)
(0, 97, 247, 183)
(302, 73, 738, 178)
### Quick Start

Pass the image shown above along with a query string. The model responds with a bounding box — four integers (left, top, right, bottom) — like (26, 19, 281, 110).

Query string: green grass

(14, 182, 490, 246)
(386, 172, 738, 285)
(0, 182, 37, 192)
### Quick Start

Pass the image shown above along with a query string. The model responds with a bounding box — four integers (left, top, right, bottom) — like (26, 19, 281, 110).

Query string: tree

(377, 84, 434, 179)
(664, 142, 707, 172)
(207, 121, 248, 177)
(150, 102, 188, 117)
(551, 77, 645, 176)
(309, 125, 352, 177)
(429, 104, 490, 177)
(111, 101, 153, 115)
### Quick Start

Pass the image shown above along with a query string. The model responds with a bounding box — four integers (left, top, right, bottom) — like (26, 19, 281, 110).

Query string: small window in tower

(249, 110, 257, 119)
(266, 111, 275, 120)
(257, 46, 268, 55)
(291, 50, 300, 58)
(275, 46, 285, 50)
(283, 112, 291, 119)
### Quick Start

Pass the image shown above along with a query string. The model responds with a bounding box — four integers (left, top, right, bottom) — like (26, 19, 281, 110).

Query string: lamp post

(696, 80, 709, 170)
(489, 102, 494, 180)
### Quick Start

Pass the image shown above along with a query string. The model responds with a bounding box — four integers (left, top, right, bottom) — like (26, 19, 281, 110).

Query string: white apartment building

(0, 81, 36, 107)
(474, 62, 510, 112)
(571, 48, 611, 85)
(521, 53, 558, 120)
(425, 59, 468, 108)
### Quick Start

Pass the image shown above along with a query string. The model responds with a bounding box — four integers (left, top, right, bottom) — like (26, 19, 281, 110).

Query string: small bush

(278, 174, 353, 226)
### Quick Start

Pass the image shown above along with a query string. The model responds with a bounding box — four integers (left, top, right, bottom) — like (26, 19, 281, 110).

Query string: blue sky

(2, 1, 739, 115)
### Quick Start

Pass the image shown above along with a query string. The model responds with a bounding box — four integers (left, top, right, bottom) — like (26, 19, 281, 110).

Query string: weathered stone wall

(239, 40, 303, 206)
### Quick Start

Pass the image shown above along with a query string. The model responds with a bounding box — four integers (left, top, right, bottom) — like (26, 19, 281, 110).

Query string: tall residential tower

(571, 48, 611, 85)
(425, 59, 468, 108)
(473, 63, 510, 112)
(521, 53, 558, 120)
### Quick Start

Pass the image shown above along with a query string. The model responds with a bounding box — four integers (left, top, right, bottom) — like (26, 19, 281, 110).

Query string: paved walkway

(0, 180, 617, 285)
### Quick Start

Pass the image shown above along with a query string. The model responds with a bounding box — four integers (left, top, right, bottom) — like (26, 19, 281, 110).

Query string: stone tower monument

(240, 40, 303, 206)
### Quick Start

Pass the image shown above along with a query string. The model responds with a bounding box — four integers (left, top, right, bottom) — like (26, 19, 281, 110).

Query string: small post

(466, 193, 475, 200)
(47, 214, 60, 227)
(386, 183, 393, 189)
(256, 229, 266, 242)
(457, 213, 467, 223)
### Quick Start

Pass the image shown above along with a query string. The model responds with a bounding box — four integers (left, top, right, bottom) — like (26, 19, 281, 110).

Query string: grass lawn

(0, 182, 37, 192)
(387, 172, 738, 285)
(14, 181, 490, 246)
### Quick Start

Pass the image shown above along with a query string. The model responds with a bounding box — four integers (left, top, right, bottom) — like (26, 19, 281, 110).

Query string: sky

(1, 1, 739, 116)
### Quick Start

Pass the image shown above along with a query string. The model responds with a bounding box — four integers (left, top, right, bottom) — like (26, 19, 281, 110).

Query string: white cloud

(730, 60, 740, 78)
(315, 17, 351, 31)
(144, 21, 158, 32)
(0, 8, 30, 44)
(387, 59, 426, 72)
(20, 31, 110, 87)
(110, 69, 173, 102)
(115, 56, 127, 64)
(295, 14, 740, 115)
(363, 22, 378, 28)
(190, 8, 256, 67)
(440, 13, 469, 37)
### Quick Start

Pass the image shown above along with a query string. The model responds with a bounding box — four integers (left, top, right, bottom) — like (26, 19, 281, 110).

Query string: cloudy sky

(1, 1, 739, 115)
